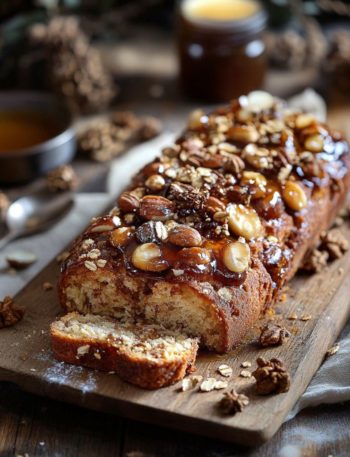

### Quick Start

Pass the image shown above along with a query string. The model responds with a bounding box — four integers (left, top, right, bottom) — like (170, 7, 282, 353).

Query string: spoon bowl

(0, 192, 74, 250)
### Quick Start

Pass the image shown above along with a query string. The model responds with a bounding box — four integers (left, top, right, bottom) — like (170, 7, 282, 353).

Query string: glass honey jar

(177, 0, 267, 102)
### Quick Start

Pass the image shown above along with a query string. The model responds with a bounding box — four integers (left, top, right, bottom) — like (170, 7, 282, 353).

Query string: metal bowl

(0, 91, 76, 185)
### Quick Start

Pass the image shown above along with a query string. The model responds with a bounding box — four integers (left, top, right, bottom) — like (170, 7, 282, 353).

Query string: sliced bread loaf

(50, 312, 198, 389)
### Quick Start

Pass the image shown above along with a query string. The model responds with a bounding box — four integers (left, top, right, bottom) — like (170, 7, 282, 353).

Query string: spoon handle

(0, 232, 17, 251)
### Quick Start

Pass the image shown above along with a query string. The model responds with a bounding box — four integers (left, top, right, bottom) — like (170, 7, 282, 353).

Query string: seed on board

(217, 364, 233, 377)
(240, 370, 252, 378)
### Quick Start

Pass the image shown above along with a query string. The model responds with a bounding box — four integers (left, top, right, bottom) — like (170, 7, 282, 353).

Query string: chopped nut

(240, 370, 252, 378)
(227, 204, 262, 240)
(110, 227, 134, 247)
(219, 389, 249, 414)
(205, 196, 226, 214)
(76, 345, 90, 357)
(222, 241, 250, 273)
(287, 313, 298, 320)
(145, 174, 165, 191)
(301, 248, 329, 273)
(217, 364, 233, 377)
(300, 314, 312, 321)
(132, 243, 168, 272)
(168, 225, 202, 248)
(0, 296, 25, 328)
(228, 125, 260, 144)
(304, 134, 324, 153)
(252, 357, 290, 395)
(42, 282, 53, 291)
(325, 343, 340, 357)
(46, 164, 78, 192)
(242, 144, 272, 169)
(295, 113, 315, 129)
(259, 323, 291, 347)
(223, 155, 245, 174)
(320, 228, 349, 259)
(90, 224, 114, 233)
(6, 251, 37, 269)
(282, 181, 307, 211)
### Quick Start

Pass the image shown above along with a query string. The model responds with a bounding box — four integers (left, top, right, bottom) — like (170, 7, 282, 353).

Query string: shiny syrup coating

(63, 95, 350, 291)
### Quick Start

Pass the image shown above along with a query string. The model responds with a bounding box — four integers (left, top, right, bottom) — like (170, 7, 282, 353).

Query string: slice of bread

(50, 312, 198, 389)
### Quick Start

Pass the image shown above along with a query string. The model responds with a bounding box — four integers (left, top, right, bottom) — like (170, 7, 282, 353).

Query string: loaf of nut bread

(51, 312, 198, 389)
(58, 91, 350, 353)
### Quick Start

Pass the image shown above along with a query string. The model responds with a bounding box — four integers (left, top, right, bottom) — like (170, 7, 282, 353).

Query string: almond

(205, 196, 226, 215)
(139, 195, 174, 221)
(282, 181, 307, 211)
(168, 225, 202, 247)
(118, 192, 140, 213)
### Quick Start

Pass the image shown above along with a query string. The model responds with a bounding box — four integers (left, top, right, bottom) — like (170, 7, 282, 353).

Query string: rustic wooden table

(1, 31, 350, 456)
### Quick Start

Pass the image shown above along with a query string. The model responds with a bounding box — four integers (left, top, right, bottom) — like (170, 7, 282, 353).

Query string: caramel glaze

(63, 97, 350, 298)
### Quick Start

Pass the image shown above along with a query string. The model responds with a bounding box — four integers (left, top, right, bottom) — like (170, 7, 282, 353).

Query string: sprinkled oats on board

(241, 361, 252, 368)
(240, 370, 252, 378)
(217, 364, 233, 377)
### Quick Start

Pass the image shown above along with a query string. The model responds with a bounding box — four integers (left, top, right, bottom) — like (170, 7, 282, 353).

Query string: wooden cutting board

(0, 220, 349, 446)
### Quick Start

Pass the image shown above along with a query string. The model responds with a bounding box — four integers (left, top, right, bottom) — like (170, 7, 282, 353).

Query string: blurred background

(0, 0, 349, 191)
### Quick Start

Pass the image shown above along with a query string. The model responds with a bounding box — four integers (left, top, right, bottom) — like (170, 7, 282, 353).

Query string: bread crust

(58, 96, 350, 353)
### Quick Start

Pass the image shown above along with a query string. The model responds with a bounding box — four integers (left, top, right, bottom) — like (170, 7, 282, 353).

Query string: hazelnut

(131, 243, 169, 272)
(228, 125, 260, 144)
(188, 109, 207, 130)
(168, 225, 202, 247)
(243, 144, 271, 169)
(118, 192, 140, 213)
(295, 113, 315, 129)
(178, 247, 211, 268)
(227, 204, 262, 240)
(304, 134, 324, 153)
(145, 174, 165, 191)
(282, 181, 307, 211)
(139, 195, 174, 221)
(142, 162, 165, 177)
(110, 227, 133, 247)
(205, 196, 226, 214)
(222, 241, 250, 273)
(241, 171, 267, 198)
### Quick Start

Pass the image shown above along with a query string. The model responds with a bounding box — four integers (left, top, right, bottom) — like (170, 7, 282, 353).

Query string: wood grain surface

(0, 217, 349, 445)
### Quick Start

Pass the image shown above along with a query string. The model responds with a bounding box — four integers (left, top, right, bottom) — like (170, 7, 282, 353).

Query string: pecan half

(118, 192, 140, 213)
(139, 196, 174, 221)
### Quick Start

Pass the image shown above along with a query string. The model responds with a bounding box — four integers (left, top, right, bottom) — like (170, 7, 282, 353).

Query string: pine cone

(30, 16, 117, 114)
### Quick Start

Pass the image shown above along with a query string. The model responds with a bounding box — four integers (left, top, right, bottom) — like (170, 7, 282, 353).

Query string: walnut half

(252, 357, 290, 395)
(0, 296, 25, 329)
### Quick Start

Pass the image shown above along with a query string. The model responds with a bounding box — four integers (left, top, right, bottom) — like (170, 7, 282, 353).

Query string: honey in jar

(0, 111, 59, 153)
(177, 0, 267, 102)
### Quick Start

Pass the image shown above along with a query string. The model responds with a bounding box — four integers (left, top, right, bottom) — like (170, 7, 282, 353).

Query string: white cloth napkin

(1, 92, 349, 423)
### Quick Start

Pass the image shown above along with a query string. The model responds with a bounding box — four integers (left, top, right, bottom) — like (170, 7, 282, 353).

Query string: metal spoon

(0, 192, 74, 250)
